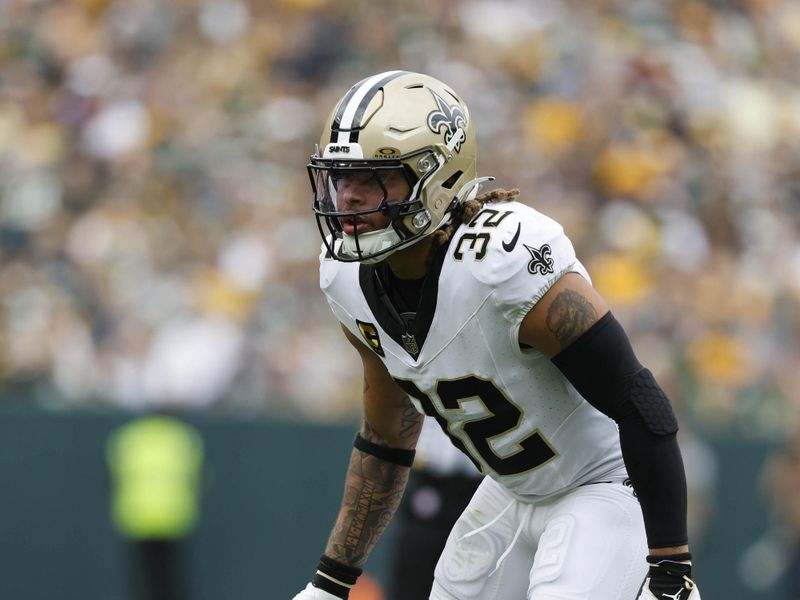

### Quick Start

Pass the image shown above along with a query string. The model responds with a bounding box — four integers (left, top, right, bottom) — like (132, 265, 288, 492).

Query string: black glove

(638, 553, 700, 600)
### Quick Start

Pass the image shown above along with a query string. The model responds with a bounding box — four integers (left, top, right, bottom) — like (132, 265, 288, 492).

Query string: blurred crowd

(0, 0, 798, 436)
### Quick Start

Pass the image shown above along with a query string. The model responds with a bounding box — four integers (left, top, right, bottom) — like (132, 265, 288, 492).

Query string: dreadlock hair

(432, 187, 521, 248)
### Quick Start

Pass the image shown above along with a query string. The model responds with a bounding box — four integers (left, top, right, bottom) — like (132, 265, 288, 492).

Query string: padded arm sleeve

(551, 312, 689, 548)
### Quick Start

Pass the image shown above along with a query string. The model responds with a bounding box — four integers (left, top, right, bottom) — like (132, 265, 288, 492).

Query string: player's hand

(638, 557, 701, 600)
(292, 582, 343, 600)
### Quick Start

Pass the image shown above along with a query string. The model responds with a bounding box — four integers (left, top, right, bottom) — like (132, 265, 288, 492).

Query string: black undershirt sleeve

(550, 312, 689, 549)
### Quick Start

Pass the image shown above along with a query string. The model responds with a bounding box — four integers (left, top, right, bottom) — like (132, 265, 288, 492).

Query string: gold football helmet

(308, 71, 487, 263)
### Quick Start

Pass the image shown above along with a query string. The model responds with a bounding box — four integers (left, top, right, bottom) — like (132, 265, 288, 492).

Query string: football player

(293, 71, 701, 600)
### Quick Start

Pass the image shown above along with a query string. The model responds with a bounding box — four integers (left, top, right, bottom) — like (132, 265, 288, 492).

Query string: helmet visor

(307, 152, 439, 262)
(309, 163, 414, 215)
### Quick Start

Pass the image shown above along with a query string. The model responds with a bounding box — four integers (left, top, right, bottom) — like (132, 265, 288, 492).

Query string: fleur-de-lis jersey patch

(524, 243, 554, 275)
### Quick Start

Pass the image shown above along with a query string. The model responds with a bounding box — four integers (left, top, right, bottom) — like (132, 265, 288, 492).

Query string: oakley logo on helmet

(427, 90, 467, 153)
(375, 147, 400, 158)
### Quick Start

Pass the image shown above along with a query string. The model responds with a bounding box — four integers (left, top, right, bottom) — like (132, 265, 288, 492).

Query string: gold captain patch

(356, 320, 385, 357)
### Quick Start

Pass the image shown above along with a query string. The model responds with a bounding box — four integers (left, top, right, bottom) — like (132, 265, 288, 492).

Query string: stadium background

(0, 0, 798, 598)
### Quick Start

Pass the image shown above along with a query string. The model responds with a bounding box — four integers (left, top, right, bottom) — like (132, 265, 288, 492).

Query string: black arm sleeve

(551, 312, 688, 548)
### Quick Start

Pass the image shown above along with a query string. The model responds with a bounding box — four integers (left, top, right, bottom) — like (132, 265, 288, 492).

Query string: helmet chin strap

(432, 175, 496, 232)
(445, 127, 465, 155)
(340, 227, 404, 264)
(455, 176, 495, 203)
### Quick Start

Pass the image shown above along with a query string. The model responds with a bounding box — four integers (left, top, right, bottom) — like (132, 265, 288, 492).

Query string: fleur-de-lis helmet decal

(427, 89, 468, 153)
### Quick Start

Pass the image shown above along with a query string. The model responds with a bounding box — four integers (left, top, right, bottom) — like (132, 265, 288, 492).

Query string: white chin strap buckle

(445, 127, 465, 156)
(456, 176, 495, 202)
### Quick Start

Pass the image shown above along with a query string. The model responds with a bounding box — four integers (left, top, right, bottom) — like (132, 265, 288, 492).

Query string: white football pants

(430, 476, 648, 600)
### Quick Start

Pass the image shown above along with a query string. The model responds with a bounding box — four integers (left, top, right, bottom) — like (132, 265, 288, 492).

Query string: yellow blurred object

(686, 331, 756, 387)
(107, 416, 204, 540)
(588, 253, 654, 306)
(71, 0, 112, 18)
(504, 39, 547, 83)
(199, 45, 261, 95)
(17, 122, 67, 168)
(278, 0, 329, 10)
(593, 144, 666, 199)
(0, 104, 25, 157)
(196, 270, 258, 320)
(524, 99, 584, 155)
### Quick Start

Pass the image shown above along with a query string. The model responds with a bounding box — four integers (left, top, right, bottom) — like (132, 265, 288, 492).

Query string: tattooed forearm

(545, 288, 598, 349)
(360, 419, 385, 445)
(325, 448, 410, 567)
(398, 396, 423, 440)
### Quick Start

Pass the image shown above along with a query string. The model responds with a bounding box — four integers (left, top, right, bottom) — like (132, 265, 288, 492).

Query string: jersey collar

(359, 237, 451, 360)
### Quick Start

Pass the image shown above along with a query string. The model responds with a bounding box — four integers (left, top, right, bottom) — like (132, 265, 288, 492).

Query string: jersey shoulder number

(452, 202, 572, 286)
(452, 206, 516, 261)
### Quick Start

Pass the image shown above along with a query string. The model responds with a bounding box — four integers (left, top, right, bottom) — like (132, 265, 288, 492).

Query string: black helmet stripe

(330, 70, 408, 145)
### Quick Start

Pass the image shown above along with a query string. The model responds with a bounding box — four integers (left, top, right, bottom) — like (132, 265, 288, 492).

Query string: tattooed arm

(517, 271, 608, 358)
(518, 272, 691, 560)
(293, 326, 423, 599)
(324, 325, 424, 568)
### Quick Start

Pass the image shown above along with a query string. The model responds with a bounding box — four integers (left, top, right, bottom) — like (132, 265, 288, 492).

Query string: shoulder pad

(455, 201, 573, 287)
(319, 238, 344, 291)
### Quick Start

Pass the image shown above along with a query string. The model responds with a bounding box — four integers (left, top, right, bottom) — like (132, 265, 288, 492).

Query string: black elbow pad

(551, 312, 678, 436)
(627, 367, 678, 436)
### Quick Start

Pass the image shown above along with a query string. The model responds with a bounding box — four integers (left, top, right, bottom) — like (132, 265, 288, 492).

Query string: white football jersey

(320, 201, 626, 503)
(415, 417, 482, 478)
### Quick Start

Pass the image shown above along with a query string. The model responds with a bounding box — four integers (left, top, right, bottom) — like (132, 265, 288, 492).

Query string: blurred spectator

(106, 414, 204, 600)
(0, 0, 797, 442)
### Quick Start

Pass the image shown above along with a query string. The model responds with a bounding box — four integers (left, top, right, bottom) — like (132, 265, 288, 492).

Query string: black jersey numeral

(469, 208, 513, 228)
(453, 209, 515, 261)
(452, 232, 491, 261)
(394, 375, 557, 476)
(393, 379, 481, 471)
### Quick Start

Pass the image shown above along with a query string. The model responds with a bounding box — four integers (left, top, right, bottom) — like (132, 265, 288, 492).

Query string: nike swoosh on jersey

(502, 223, 521, 252)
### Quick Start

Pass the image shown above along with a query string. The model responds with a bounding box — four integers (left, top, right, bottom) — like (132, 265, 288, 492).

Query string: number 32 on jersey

(394, 375, 558, 477)
(452, 208, 513, 261)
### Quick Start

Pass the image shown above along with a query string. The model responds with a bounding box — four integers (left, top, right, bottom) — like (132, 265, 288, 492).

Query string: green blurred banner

(0, 407, 786, 599)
